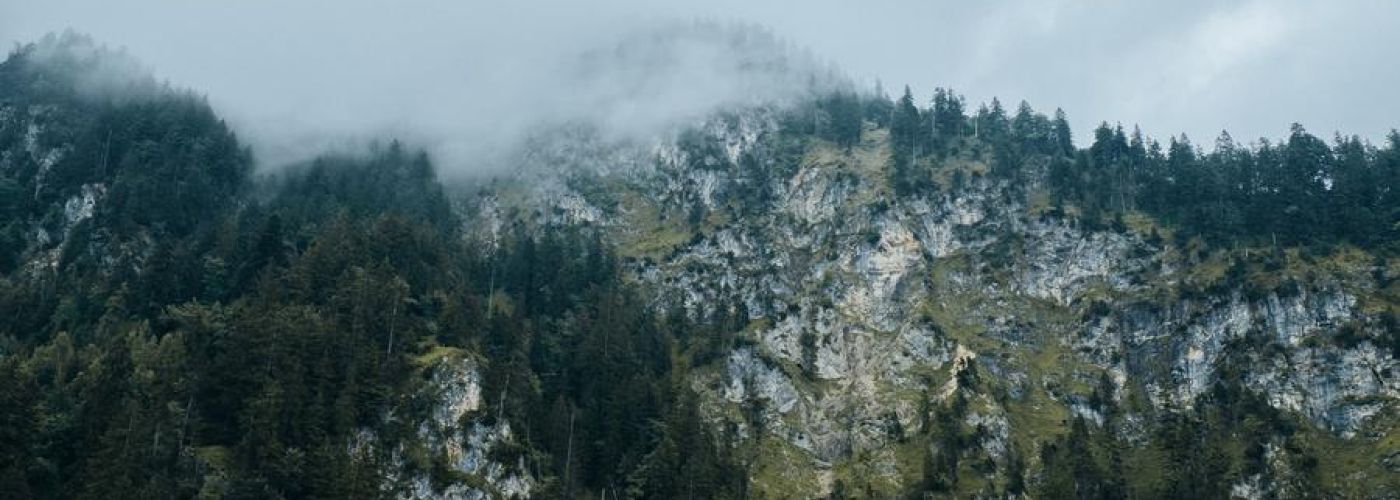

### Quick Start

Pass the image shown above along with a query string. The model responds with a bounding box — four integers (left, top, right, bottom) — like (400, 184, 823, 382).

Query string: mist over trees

(0, 28, 1397, 500)
(0, 37, 754, 499)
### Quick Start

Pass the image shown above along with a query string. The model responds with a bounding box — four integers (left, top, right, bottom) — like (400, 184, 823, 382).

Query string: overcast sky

(3, 0, 1397, 170)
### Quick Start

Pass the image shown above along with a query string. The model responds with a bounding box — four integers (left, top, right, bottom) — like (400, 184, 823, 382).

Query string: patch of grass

(889, 439, 931, 492)
(414, 345, 467, 368)
(621, 226, 694, 259)
(1181, 249, 1231, 290)
(1004, 351, 1074, 456)
(614, 192, 694, 259)
(931, 157, 989, 193)
(1122, 210, 1170, 240)
(801, 130, 892, 210)
(1120, 444, 1171, 498)
(702, 208, 731, 234)
(1026, 189, 1054, 218)
(1307, 413, 1400, 496)
(743, 317, 773, 337)
(194, 445, 233, 472)
(748, 434, 825, 498)
(851, 127, 892, 180)
(830, 446, 906, 498)
(918, 294, 996, 354)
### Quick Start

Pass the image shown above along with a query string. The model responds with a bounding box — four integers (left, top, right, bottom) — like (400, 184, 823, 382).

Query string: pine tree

(889, 86, 927, 196)
(1052, 108, 1075, 157)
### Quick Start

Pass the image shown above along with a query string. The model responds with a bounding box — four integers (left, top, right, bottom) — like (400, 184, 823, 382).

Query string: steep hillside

(0, 34, 747, 500)
(0, 33, 1396, 500)
(471, 99, 1399, 497)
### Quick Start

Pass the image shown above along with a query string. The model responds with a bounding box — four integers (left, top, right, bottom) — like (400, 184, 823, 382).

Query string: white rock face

(907, 191, 988, 259)
(367, 355, 534, 499)
(844, 219, 922, 331)
(553, 193, 603, 224)
(723, 347, 800, 414)
(463, 108, 1398, 495)
(785, 164, 851, 225)
(965, 404, 1011, 461)
(1081, 287, 1396, 435)
(1250, 341, 1395, 438)
(1260, 290, 1356, 347)
(1015, 221, 1137, 305)
(62, 183, 105, 228)
(24, 107, 70, 189)
(0, 104, 70, 197)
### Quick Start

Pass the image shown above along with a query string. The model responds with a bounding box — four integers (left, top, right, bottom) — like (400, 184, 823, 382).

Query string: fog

(24, 35, 158, 103)
(4, 0, 1398, 174)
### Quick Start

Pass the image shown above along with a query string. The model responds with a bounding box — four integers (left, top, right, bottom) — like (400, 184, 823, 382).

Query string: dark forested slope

(0, 34, 743, 499)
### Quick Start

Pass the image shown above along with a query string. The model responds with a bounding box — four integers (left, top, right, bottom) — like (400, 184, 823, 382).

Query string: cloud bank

(3, 0, 1397, 173)
(4, 2, 844, 176)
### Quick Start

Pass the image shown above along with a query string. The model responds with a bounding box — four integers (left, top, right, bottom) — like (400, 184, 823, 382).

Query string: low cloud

(22, 31, 164, 104)
(4, 2, 843, 177)
(4, 0, 1396, 166)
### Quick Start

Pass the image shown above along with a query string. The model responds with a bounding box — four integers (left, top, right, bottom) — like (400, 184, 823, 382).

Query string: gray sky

(4, 0, 1397, 170)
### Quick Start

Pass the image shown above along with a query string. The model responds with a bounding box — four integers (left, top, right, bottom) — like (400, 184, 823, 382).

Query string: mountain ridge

(0, 33, 1397, 499)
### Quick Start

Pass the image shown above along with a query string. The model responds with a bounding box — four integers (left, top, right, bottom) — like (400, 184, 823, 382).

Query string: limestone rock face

(366, 355, 535, 499)
(467, 109, 1398, 497)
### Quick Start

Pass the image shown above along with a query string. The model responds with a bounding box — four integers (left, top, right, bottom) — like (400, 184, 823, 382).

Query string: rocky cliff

(468, 108, 1399, 498)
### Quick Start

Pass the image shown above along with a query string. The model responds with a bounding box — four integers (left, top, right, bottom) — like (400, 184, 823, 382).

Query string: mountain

(0, 32, 1397, 499)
